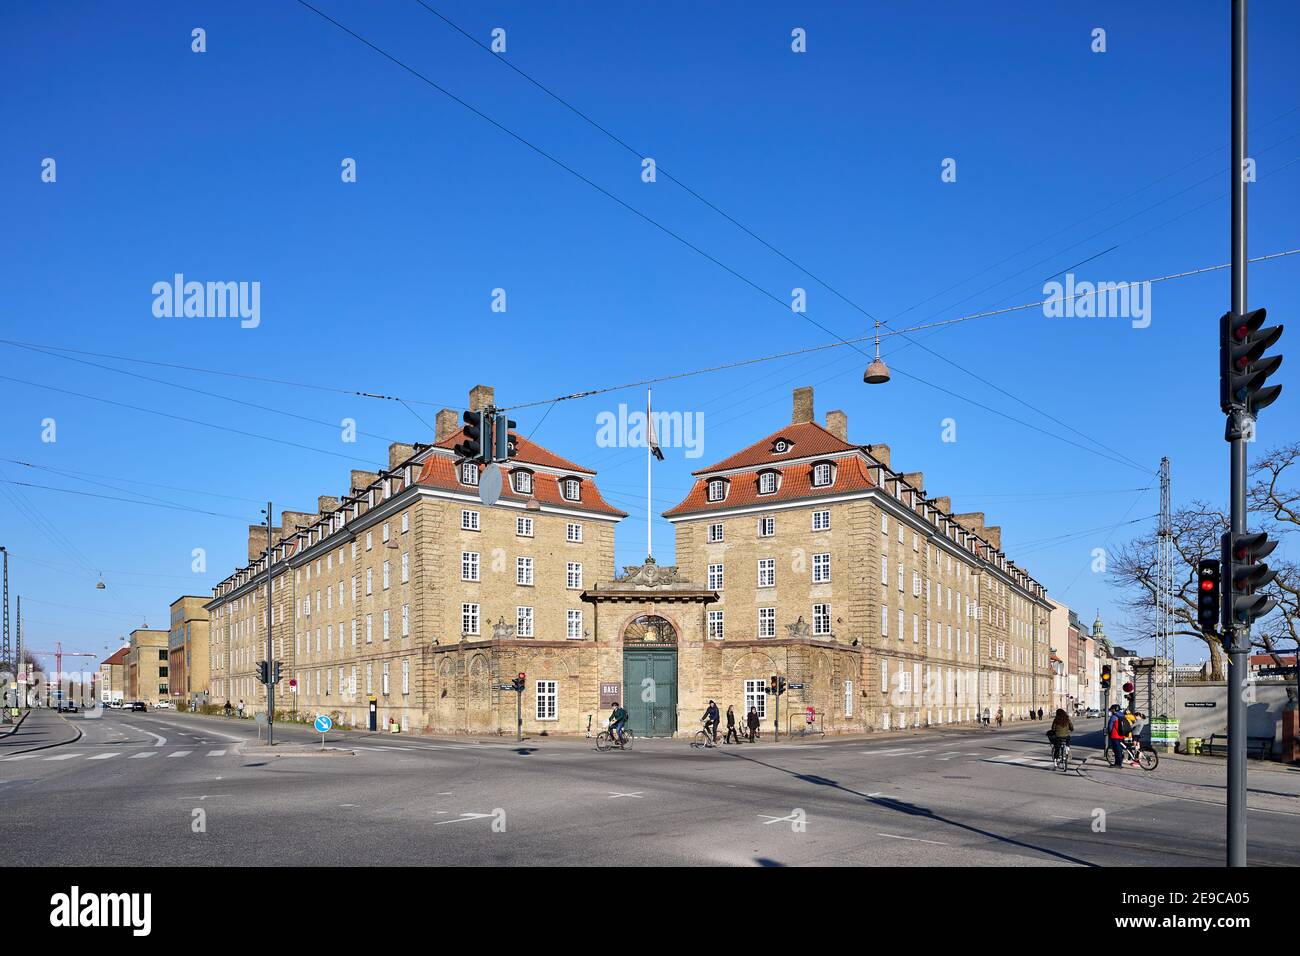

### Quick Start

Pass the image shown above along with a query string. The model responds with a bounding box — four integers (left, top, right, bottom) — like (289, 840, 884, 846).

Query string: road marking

(45, 754, 81, 761)
(860, 748, 914, 756)
(877, 832, 949, 846)
(934, 752, 966, 760)
(757, 811, 805, 825)
(207, 749, 227, 757)
(0, 754, 42, 761)
(87, 753, 119, 760)
(144, 730, 166, 748)
(607, 791, 643, 799)
(907, 750, 933, 757)
(866, 792, 900, 800)
(433, 812, 496, 826)
(167, 751, 191, 758)
(129, 752, 157, 759)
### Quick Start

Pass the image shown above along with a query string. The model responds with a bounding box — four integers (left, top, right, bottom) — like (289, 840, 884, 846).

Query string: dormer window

(513, 470, 533, 495)
(771, 438, 793, 454)
(758, 471, 778, 495)
(707, 479, 727, 502)
(562, 478, 580, 501)
(812, 462, 833, 487)
(460, 462, 479, 486)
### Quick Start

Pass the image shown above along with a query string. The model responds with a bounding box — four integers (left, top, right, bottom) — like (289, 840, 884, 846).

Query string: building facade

(124, 629, 169, 705)
(98, 646, 128, 703)
(168, 595, 210, 707)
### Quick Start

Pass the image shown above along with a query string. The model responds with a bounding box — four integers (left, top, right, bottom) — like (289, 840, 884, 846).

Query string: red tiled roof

(691, 421, 859, 475)
(665, 454, 875, 518)
(102, 647, 130, 666)
(435, 429, 593, 475)
(416, 454, 626, 518)
(1250, 654, 1296, 666)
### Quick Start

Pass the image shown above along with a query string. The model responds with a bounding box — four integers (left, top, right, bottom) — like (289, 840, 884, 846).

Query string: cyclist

(702, 700, 720, 744)
(607, 702, 629, 745)
(1105, 704, 1127, 768)
(1048, 708, 1073, 762)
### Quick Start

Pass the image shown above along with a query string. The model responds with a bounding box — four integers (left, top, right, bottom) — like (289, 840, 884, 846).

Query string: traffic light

(1196, 558, 1222, 633)
(256, 660, 269, 685)
(1220, 308, 1284, 418)
(1100, 664, 1112, 690)
(777, 676, 787, 696)
(454, 409, 492, 464)
(1223, 531, 1277, 630)
(769, 674, 778, 696)
(511, 672, 526, 692)
(272, 661, 283, 685)
(494, 412, 518, 462)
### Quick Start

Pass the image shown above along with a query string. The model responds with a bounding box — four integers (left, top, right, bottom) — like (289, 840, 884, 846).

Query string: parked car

(108, 699, 123, 709)
(129, 701, 147, 712)
(154, 700, 173, 710)
(57, 701, 78, 713)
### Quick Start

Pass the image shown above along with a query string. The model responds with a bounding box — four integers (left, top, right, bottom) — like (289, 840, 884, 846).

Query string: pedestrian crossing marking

(87, 753, 119, 760)
(167, 751, 191, 758)
(207, 749, 226, 757)
(129, 752, 157, 759)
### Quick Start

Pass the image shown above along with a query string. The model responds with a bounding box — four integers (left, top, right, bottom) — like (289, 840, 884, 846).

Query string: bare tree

(1249, 442, 1300, 702)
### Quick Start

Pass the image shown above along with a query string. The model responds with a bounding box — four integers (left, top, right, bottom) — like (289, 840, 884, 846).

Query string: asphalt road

(3, 708, 1298, 866)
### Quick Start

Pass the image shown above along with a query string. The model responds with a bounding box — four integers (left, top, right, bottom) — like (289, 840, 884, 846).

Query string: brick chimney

(792, 386, 814, 424)
(435, 408, 459, 442)
(866, 443, 891, 468)
(469, 384, 495, 413)
(825, 409, 848, 441)
(932, 496, 951, 514)
(317, 496, 340, 516)
(984, 526, 1002, 550)
(280, 511, 317, 538)
(247, 525, 278, 562)
(388, 442, 416, 470)
(902, 471, 925, 493)
(954, 511, 986, 534)
(350, 470, 380, 495)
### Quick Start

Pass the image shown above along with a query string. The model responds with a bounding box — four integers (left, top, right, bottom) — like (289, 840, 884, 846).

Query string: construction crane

(28, 642, 99, 703)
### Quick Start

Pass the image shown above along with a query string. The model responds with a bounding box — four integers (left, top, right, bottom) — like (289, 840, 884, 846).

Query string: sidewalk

(0, 708, 80, 756)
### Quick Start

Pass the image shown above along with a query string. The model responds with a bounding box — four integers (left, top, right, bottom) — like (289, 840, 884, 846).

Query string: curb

(2, 711, 83, 756)
(0, 709, 31, 738)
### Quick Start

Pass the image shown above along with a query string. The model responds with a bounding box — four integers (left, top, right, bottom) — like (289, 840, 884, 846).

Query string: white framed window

(351, 541, 358, 561)
(745, 679, 768, 720)
(351, 575, 358, 603)
(707, 479, 726, 502)
(401, 512, 409, 534)
(759, 607, 775, 638)
(401, 603, 409, 637)
(566, 609, 583, 640)
(708, 563, 724, 590)
(812, 510, 830, 531)
(366, 531, 373, 551)
(898, 608, 904, 641)
(536, 680, 557, 720)
(382, 560, 391, 590)
(365, 662, 373, 695)
(912, 532, 919, 552)
(351, 619, 357, 646)
(812, 553, 831, 583)
(566, 562, 582, 590)
(881, 659, 889, 693)
(563, 478, 580, 501)
(517, 556, 534, 586)
(899, 669, 913, 693)
(898, 524, 904, 544)
(813, 603, 831, 635)
(382, 522, 390, 543)
(566, 522, 583, 543)
(365, 614, 373, 644)
(912, 571, 921, 596)
(898, 567, 904, 592)
(365, 568, 373, 596)
(401, 552, 409, 583)
(881, 605, 889, 637)
(913, 614, 919, 643)
(707, 609, 724, 639)
(881, 555, 889, 585)
(402, 659, 410, 695)
(462, 551, 480, 582)
(844, 680, 854, 718)
(461, 462, 479, 486)
(382, 609, 390, 641)
(881, 513, 889, 535)
(513, 470, 533, 495)
(757, 558, 775, 588)
(517, 606, 534, 637)
(708, 522, 724, 543)
(461, 510, 480, 531)
(516, 516, 533, 538)
(382, 661, 390, 696)
(812, 462, 832, 487)
(462, 603, 480, 636)
(758, 516, 775, 537)
(758, 471, 777, 494)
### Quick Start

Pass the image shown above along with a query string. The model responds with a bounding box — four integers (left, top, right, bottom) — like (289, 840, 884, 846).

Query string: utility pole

(1225, 0, 1249, 868)
(265, 501, 275, 747)
(975, 569, 983, 724)
(1, 546, 9, 721)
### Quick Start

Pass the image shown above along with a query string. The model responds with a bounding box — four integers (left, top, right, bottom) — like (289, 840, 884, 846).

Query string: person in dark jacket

(702, 700, 720, 743)
(1105, 704, 1127, 768)
(1037, 707, 1044, 720)
(724, 705, 740, 744)
(746, 707, 760, 741)
(1048, 708, 1074, 761)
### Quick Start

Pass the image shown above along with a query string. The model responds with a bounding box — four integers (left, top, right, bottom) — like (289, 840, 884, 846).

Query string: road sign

(788, 683, 805, 690)
(255, 712, 267, 724)
(314, 714, 333, 733)
(479, 462, 503, 506)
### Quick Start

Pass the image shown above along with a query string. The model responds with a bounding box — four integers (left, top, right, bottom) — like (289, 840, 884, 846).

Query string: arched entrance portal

(622, 614, 678, 737)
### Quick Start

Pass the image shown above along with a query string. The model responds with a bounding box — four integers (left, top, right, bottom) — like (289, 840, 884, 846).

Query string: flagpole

(646, 388, 652, 559)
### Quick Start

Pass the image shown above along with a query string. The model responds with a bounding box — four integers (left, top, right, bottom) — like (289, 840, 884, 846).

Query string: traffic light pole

(266, 500, 275, 748)
(1226, 0, 1248, 868)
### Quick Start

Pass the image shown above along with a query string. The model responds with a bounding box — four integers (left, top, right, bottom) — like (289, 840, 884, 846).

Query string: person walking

(724, 705, 740, 744)
(1037, 707, 1044, 720)
(747, 706, 760, 742)
(237, 699, 245, 719)
(995, 707, 1003, 728)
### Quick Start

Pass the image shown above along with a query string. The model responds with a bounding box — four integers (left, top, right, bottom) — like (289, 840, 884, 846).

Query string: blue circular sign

(314, 714, 333, 734)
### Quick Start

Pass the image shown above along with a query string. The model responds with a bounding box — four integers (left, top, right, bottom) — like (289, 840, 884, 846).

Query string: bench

(1201, 733, 1272, 759)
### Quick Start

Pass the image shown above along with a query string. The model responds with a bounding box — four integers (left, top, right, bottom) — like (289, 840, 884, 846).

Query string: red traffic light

(517, 672, 526, 680)
(1200, 579, 1215, 592)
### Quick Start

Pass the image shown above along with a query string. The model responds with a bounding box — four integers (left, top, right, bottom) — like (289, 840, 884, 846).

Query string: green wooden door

(623, 649, 678, 737)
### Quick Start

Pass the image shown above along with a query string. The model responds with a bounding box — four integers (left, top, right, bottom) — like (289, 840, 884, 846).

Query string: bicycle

(1051, 737, 1071, 773)
(595, 726, 634, 752)
(1104, 737, 1158, 771)
(691, 720, 720, 749)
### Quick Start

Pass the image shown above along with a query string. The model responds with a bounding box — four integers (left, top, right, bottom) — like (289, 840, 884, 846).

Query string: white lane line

(860, 748, 914, 756)
(0, 754, 42, 761)
(167, 751, 191, 758)
(87, 753, 119, 760)
(45, 754, 81, 761)
(144, 731, 166, 748)
(877, 832, 949, 846)
(207, 749, 227, 757)
(129, 752, 157, 759)
(935, 752, 966, 760)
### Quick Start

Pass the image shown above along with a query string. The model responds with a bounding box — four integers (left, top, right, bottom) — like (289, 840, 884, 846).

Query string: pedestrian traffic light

(1220, 308, 1284, 417)
(272, 661, 283, 685)
(777, 676, 787, 696)
(1196, 558, 1222, 632)
(769, 674, 777, 695)
(494, 412, 518, 463)
(1100, 665, 1112, 689)
(256, 660, 269, 685)
(1223, 531, 1277, 630)
(454, 409, 492, 464)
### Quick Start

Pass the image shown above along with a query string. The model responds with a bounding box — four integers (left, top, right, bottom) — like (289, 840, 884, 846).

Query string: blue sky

(2, 0, 1298, 670)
